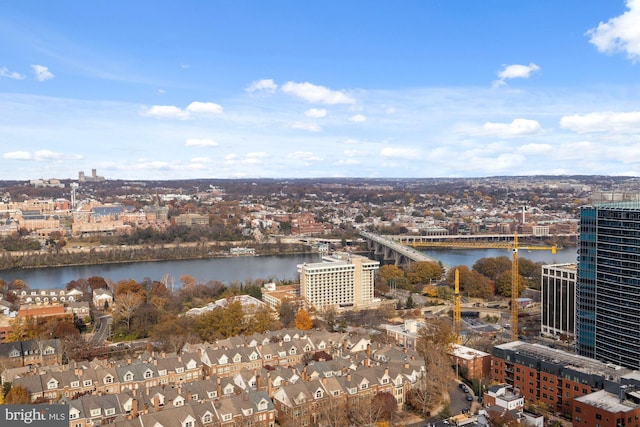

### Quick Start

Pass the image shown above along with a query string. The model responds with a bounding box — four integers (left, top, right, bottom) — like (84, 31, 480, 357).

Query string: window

(83, 380, 92, 387)
(223, 414, 232, 421)
(144, 370, 153, 379)
(315, 390, 322, 398)
(105, 376, 113, 384)
(203, 413, 212, 423)
(596, 414, 602, 420)
(105, 408, 115, 416)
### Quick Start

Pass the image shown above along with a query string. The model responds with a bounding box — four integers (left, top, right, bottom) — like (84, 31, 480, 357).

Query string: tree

(376, 264, 404, 288)
(412, 319, 456, 415)
(249, 307, 277, 333)
(405, 293, 415, 309)
(446, 265, 493, 298)
(294, 309, 313, 330)
(5, 384, 31, 404)
(371, 391, 397, 422)
(406, 261, 442, 285)
(114, 292, 144, 330)
(472, 256, 512, 280)
(278, 300, 297, 328)
(495, 270, 526, 297)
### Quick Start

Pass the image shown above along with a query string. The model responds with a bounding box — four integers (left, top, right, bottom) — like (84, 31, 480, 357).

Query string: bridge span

(359, 231, 446, 268)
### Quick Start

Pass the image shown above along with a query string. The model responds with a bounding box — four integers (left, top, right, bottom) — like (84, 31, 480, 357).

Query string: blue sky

(1, 1, 640, 180)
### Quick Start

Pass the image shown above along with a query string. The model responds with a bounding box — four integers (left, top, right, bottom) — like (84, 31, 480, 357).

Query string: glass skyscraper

(577, 200, 640, 369)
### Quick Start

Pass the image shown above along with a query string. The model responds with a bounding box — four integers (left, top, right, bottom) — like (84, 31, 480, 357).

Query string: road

(91, 314, 112, 345)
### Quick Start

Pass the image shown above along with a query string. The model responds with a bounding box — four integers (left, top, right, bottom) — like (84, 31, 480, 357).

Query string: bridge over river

(359, 230, 447, 269)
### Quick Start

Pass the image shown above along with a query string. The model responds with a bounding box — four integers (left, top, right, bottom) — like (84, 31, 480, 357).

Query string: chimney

(256, 373, 262, 390)
(217, 377, 222, 397)
(153, 359, 158, 366)
(347, 370, 352, 383)
(267, 373, 273, 397)
(131, 398, 139, 418)
(366, 343, 371, 358)
(153, 395, 159, 411)
(243, 391, 249, 401)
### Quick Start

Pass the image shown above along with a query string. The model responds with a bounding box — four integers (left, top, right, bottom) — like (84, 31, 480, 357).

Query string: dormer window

(144, 370, 153, 379)
(289, 348, 296, 355)
(258, 400, 267, 410)
(105, 376, 113, 384)
(233, 355, 241, 363)
(361, 383, 368, 389)
(223, 414, 232, 421)
(71, 381, 80, 388)
(124, 372, 133, 382)
(176, 367, 184, 373)
(203, 413, 212, 423)
(83, 380, 92, 387)
(315, 390, 323, 399)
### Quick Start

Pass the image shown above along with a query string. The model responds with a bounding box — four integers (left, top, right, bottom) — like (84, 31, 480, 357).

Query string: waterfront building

(298, 252, 379, 311)
(577, 196, 640, 369)
(540, 263, 576, 340)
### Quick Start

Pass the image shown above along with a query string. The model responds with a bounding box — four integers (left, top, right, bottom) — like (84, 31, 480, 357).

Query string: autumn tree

(248, 307, 278, 333)
(376, 264, 404, 290)
(114, 280, 144, 298)
(412, 318, 456, 415)
(371, 391, 397, 422)
(5, 384, 31, 404)
(294, 309, 313, 330)
(472, 256, 512, 280)
(406, 261, 442, 286)
(445, 265, 493, 298)
(495, 270, 526, 297)
(151, 314, 197, 352)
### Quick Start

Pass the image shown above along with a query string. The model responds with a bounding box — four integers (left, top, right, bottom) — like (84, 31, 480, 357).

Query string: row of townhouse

(14, 352, 204, 402)
(0, 338, 61, 369)
(63, 389, 276, 427)
(52, 352, 422, 427)
(12, 329, 363, 402)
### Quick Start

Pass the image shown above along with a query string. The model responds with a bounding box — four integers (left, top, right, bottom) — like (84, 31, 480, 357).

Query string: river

(0, 247, 577, 290)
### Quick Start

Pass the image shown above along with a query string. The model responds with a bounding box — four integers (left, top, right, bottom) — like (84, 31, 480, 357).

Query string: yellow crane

(453, 268, 461, 343)
(408, 232, 556, 342)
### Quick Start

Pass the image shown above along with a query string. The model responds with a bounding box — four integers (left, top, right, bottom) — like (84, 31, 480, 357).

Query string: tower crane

(407, 232, 556, 342)
(453, 268, 461, 343)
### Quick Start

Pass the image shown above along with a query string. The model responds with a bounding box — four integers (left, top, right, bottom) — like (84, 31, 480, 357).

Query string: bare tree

(114, 292, 143, 330)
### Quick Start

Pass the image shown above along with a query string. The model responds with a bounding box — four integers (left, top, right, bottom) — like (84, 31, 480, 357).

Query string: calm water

(0, 254, 322, 289)
(0, 247, 577, 289)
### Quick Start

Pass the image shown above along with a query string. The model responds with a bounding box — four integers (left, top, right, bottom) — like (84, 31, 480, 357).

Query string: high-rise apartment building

(577, 197, 640, 369)
(541, 263, 576, 340)
(298, 252, 379, 310)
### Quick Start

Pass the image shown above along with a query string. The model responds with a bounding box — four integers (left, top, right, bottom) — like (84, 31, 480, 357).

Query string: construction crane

(453, 268, 461, 343)
(407, 232, 556, 342)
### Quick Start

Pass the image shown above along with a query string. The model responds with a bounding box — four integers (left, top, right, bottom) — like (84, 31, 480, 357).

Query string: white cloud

(246, 152, 268, 158)
(349, 114, 367, 122)
(4, 150, 82, 161)
(0, 67, 25, 80)
(246, 79, 278, 93)
(560, 111, 640, 133)
(587, 0, 640, 62)
(287, 151, 323, 161)
(481, 118, 542, 137)
(3, 151, 32, 160)
(386, 107, 396, 114)
(142, 101, 223, 119)
(281, 81, 355, 104)
(190, 157, 212, 163)
(380, 147, 421, 159)
(291, 122, 321, 132)
(344, 149, 368, 157)
(334, 158, 360, 166)
(136, 160, 172, 170)
(305, 108, 327, 118)
(142, 105, 189, 119)
(224, 154, 237, 160)
(343, 138, 360, 145)
(157, 89, 166, 94)
(185, 138, 219, 147)
(518, 143, 553, 155)
(31, 64, 54, 81)
(493, 63, 540, 87)
(186, 101, 223, 115)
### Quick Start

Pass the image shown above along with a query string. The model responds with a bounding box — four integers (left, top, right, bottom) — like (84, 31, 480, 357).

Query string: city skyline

(1, 1, 639, 180)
